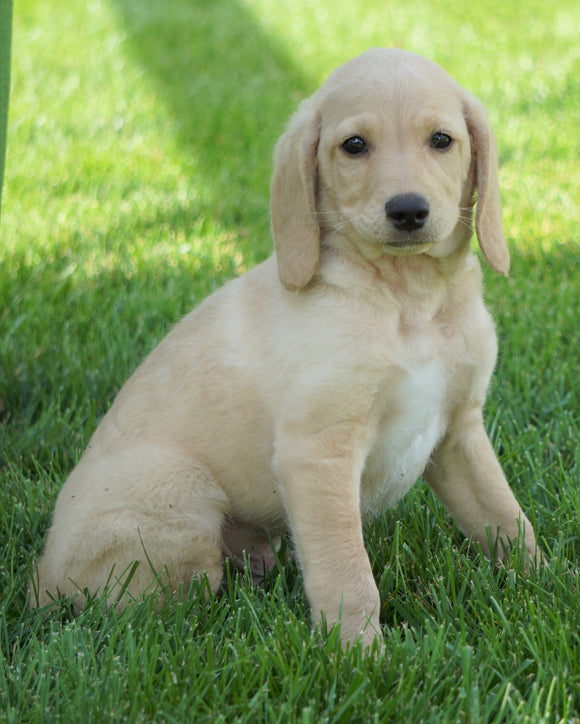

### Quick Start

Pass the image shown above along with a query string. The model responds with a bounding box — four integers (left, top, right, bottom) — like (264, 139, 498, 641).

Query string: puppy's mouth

(382, 233, 437, 254)
(386, 237, 435, 248)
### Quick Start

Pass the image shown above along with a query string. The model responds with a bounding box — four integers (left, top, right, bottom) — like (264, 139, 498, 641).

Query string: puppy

(33, 48, 540, 647)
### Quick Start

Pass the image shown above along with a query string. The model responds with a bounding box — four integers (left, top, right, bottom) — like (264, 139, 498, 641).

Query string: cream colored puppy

(33, 48, 540, 647)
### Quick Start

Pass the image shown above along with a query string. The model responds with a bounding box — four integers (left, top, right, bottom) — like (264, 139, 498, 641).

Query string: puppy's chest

(360, 337, 449, 517)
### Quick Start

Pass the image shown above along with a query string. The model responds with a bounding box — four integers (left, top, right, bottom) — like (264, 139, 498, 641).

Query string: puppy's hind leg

(32, 444, 229, 610)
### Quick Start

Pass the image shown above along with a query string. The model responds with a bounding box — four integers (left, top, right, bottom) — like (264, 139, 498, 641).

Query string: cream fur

(32, 48, 540, 648)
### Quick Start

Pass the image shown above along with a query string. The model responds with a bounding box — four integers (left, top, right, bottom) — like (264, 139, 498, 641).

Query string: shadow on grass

(109, 0, 315, 262)
(2, 0, 318, 467)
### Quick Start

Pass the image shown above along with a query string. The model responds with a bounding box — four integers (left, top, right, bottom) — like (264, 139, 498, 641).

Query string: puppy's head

(271, 48, 509, 291)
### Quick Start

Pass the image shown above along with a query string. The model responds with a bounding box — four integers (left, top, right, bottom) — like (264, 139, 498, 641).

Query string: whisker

(457, 214, 473, 229)
(315, 209, 369, 236)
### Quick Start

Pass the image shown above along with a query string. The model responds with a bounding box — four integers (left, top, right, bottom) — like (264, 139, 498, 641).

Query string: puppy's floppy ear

(464, 95, 510, 276)
(270, 99, 321, 291)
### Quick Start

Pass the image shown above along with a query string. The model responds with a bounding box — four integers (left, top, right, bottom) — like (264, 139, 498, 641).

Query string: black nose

(385, 193, 430, 232)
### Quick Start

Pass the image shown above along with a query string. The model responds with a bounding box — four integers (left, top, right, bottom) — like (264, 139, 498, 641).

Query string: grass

(1, 0, 579, 720)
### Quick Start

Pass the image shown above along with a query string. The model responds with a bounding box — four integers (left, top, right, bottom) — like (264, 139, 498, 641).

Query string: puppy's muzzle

(385, 193, 430, 233)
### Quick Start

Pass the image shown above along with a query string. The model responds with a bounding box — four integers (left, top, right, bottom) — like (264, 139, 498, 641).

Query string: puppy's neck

(318, 234, 482, 321)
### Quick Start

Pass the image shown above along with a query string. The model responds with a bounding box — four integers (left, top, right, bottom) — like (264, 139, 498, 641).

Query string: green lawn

(1, 0, 579, 721)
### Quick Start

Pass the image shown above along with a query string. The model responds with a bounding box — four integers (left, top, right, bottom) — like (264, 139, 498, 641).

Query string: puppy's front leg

(274, 421, 381, 647)
(424, 409, 541, 566)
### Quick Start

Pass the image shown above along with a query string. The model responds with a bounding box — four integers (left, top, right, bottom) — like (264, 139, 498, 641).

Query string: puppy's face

(316, 50, 475, 261)
(272, 48, 507, 291)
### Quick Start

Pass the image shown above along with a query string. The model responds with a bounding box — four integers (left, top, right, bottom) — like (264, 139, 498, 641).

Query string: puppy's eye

(430, 132, 453, 150)
(342, 136, 368, 155)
